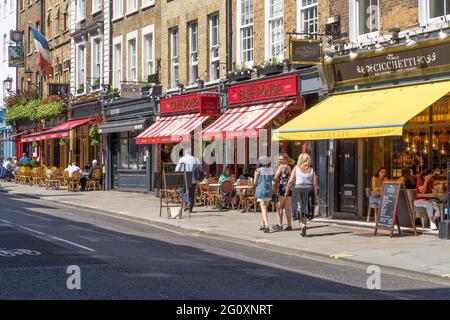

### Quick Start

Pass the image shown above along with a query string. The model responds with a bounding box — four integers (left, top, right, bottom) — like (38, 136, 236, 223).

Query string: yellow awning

(273, 80, 450, 141)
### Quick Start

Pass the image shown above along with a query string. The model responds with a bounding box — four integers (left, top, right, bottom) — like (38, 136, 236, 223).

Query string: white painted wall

(0, 0, 17, 107)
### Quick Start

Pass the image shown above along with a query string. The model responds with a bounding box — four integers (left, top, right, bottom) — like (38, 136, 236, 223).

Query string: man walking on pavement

(176, 148, 201, 213)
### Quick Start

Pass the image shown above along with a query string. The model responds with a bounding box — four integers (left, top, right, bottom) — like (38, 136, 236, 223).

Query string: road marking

(0, 219, 12, 224)
(330, 253, 354, 260)
(50, 236, 96, 252)
(18, 226, 45, 235)
(251, 239, 271, 243)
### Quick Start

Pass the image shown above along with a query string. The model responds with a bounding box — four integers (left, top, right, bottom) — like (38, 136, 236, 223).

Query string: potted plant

(258, 57, 284, 76)
(141, 81, 151, 93)
(92, 78, 101, 91)
(77, 83, 85, 94)
(228, 63, 253, 82)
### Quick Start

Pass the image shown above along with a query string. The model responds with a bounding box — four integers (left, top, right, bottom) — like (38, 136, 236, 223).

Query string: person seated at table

(80, 160, 101, 191)
(218, 166, 235, 208)
(370, 167, 387, 206)
(19, 153, 30, 163)
(65, 162, 83, 178)
(414, 169, 441, 230)
(398, 167, 416, 189)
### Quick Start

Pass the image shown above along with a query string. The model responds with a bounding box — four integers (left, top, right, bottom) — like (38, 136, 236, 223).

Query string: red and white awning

(135, 113, 210, 144)
(21, 117, 96, 143)
(202, 100, 293, 140)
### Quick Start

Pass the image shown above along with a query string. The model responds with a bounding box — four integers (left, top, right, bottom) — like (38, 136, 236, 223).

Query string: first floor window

(298, 0, 318, 34)
(240, 27, 253, 63)
(428, 0, 450, 20)
(170, 28, 179, 88)
(113, 43, 122, 89)
(127, 38, 137, 81)
(113, 0, 123, 18)
(92, 38, 102, 88)
(355, 0, 379, 36)
(238, 0, 254, 64)
(209, 14, 220, 81)
(188, 22, 198, 85)
(76, 44, 86, 93)
(127, 0, 137, 13)
(143, 32, 154, 80)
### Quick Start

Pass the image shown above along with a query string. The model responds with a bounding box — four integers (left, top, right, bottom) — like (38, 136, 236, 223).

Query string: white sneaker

(430, 221, 438, 230)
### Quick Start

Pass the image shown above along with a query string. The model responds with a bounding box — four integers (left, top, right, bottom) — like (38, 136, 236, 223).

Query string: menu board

(377, 182, 399, 229)
(375, 181, 417, 237)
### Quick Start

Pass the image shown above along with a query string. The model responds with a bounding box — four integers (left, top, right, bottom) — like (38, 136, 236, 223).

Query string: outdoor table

(417, 193, 446, 202)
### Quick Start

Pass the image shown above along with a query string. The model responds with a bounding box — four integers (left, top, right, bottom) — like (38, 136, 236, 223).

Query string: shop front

(274, 38, 450, 218)
(135, 90, 220, 184)
(68, 97, 103, 168)
(201, 73, 309, 177)
(99, 96, 156, 192)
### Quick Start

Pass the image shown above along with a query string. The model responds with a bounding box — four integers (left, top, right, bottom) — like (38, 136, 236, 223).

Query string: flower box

(228, 71, 252, 82)
(259, 64, 284, 76)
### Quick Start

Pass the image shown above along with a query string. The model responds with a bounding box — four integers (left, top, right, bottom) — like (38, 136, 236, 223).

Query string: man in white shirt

(65, 162, 82, 178)
(176, 149, 201, 213)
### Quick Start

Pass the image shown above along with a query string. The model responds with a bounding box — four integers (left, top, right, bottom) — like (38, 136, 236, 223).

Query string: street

(0, 192, 449, 300)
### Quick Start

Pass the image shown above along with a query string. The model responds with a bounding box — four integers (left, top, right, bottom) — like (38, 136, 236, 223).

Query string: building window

(142, 27, 154, 80)
(127, 36, 137, 81)
(141, 0, 155, 8)
(113, 41, 122, 89)
(127, 0, 137, 14)
(169, 28, 179, 88)
(298, 0, 318, 34)
(209, 14, 220, 82)
(428, 0, 450, 21)
(92, 0, 101, 13)
(119, 132, 145, 170)
(266, 0, 284, 59)
(237, 0, 253, 65)
(113, 0, 123, 18)
(3, 0, 7, 17)
(188, 21, 198, 85)
(350, 0, 379, 41)
(47, 10, 52, 38)
(91, 37, 102, 89)
(19, 0, 23, 11)
(63, 2, 69, 30)
(76, 44, 86, 93)
(76, 0, 86, 22)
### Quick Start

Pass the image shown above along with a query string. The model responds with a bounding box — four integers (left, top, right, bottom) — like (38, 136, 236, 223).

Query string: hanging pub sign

(332, 40, 450, 86)
(289, 38, 323, 65)
(160, 93, 219, 116)
(8, 45, 24, 67)
(228, 75, 298, 105)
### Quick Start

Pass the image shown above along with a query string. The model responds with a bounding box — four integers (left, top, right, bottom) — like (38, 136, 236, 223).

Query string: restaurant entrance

(337, 139, 358, 213)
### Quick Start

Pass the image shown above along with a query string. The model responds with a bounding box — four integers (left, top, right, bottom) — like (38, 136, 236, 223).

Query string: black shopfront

(100, 97, 156, 192)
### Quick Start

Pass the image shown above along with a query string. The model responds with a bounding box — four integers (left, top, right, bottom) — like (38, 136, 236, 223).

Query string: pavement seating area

(1, 180, 450, 278)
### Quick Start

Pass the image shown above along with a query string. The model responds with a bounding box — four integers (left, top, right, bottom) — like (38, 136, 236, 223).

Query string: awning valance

(202, 100, 293, 140)
(273, 81, 450, 141)
(21, 117, 96, 143)
(135, 113, 210, 145)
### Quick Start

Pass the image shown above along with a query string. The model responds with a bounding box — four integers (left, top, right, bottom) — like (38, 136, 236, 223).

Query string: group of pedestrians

(0, 157, 16, 181)
(255, 153, 318, 237)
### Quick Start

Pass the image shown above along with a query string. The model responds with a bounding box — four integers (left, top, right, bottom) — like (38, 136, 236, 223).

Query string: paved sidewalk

(1, 181, 450, 279)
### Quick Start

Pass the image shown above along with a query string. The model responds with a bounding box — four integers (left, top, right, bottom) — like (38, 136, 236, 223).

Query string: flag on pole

(29, 24, 51, 76)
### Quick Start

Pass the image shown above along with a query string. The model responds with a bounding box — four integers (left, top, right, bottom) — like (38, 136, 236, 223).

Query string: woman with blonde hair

(285, 153, 318, 237)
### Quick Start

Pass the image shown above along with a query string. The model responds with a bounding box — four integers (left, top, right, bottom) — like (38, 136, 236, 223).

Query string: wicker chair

(20, 167, 32, 185)
(87, 169, 102, 191)
(45, 170, 60, 190)
(68, 171, 80, 191)
(60, 171, 69, 188)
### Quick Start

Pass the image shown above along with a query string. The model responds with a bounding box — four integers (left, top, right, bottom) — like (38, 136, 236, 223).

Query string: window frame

(236, 0, 254, 67)
(91, 36, 102, 91)
(76, 0, 86, 23)
(169, 28, 179, 89)
(126, 0, 137, 15)
(75, 43, 87, 95)
(265, 0, 284, 60)
(209, 13, 220, 82)
(112, 36, 123, 89)
(141, 25, 155, 81)
(126, 31, 138, 82)
(188, 21, 199, 85)
(349, 0, 380, 42)
(92, 0, 101, 14)
(297, 0, 318, 35)
(113, 0, 123, 19)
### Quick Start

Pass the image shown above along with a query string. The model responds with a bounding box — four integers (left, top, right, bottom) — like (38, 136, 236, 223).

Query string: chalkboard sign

(374, 181, 417, 237)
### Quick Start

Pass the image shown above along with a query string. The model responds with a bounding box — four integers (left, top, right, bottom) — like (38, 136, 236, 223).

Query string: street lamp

(3, 76, 13, 92)
(24, 66, 33, 83)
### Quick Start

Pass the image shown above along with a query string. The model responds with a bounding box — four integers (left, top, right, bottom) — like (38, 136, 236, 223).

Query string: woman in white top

(285, 153, 318, 237)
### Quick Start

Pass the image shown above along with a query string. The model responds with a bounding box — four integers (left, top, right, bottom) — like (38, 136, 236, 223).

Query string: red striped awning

(21, 117, 96, 143)
(202, 100, 293, 140)
(135, 113, 210, 144)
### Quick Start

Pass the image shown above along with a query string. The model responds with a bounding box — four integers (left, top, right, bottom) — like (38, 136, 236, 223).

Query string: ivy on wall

(5, 100, 63, 125)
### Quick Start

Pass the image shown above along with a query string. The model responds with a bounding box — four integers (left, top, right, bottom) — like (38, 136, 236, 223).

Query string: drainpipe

(40, 0, 45, 98)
